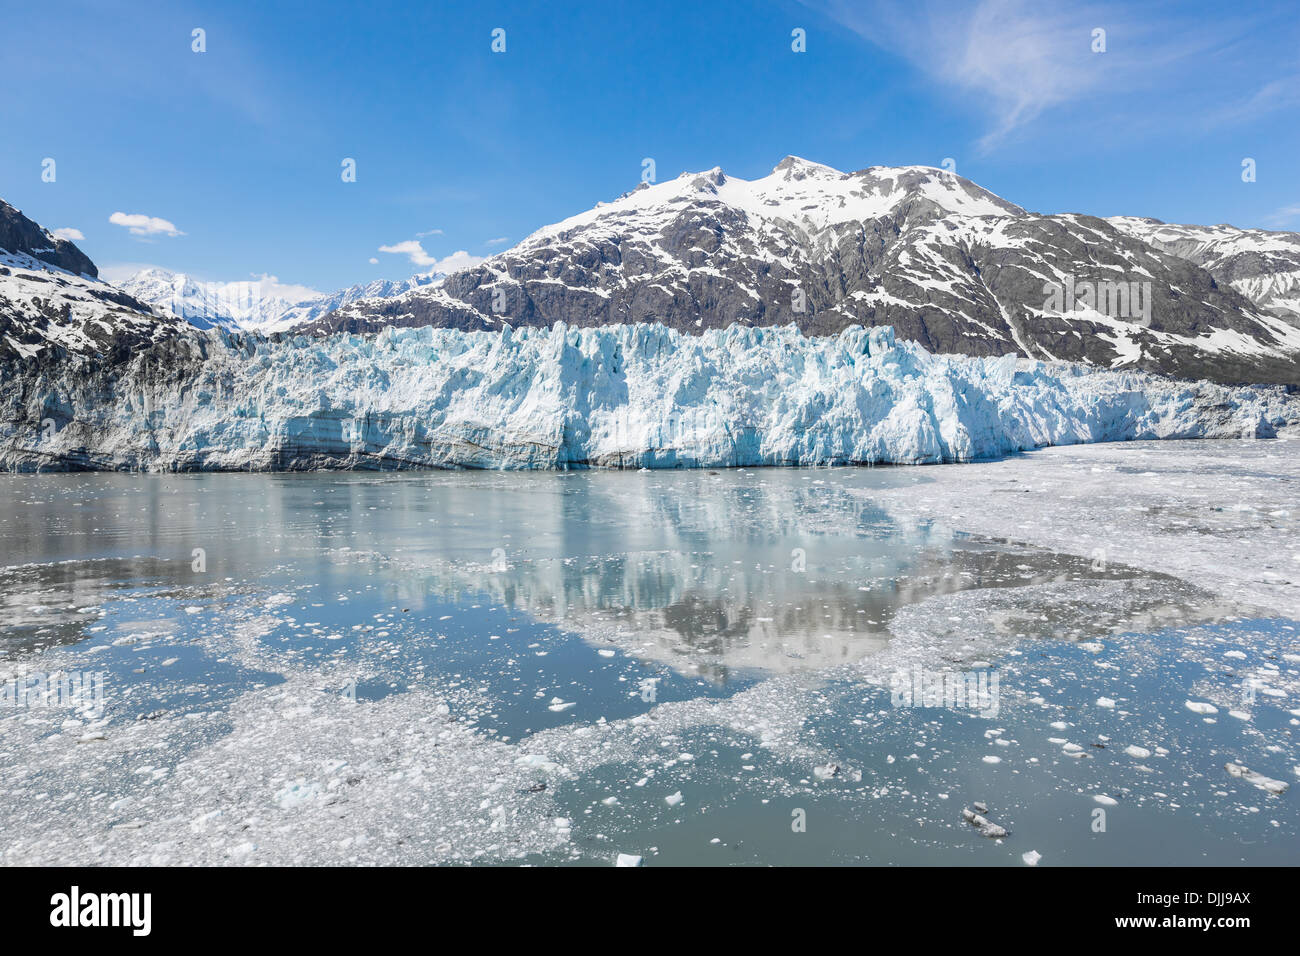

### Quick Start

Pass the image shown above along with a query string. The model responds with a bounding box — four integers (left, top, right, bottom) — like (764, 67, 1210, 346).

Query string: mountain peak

(771, 155, 840, 179)
(0, 198, 98, 278)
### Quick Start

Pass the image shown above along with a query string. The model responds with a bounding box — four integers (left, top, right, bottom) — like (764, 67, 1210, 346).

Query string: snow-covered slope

(2, 321, 1294, 472)
(321, 158, 1300, 385)
(1107, 216, 1300, 328)
(1, 200, 184, 362)
(117, 267, 444, 333)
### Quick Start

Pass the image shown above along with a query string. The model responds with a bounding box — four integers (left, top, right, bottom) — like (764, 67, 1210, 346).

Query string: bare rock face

(315, 159, 1300, 385)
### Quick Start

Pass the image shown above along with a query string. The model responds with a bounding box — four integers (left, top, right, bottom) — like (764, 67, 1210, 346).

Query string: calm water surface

(1, 469, 1295, 865)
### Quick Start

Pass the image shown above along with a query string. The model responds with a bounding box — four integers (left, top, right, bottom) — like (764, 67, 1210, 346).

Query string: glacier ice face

(3, 321, 1297, 472)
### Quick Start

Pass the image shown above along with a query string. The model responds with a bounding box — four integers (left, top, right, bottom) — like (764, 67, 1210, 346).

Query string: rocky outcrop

(0, 199, 97, 278)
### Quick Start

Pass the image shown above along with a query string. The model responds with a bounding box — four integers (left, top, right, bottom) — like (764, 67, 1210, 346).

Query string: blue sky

(3, 0, 1299, 296)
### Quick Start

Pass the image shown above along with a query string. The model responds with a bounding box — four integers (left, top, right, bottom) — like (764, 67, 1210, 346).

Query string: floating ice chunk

(982, 755, 1001, 764)
(192, 809, 223, 828)
(1022, 850, 1042, 866)
(1225, 763, 1289, 794)
(1124, 745, 1152, 759)
(665, 791, 684, 806)
(1096, 697, 1116, 708)
(813, 763, 839, 779)
(1185, 700, 1218, 715)
(1093, 795, 1118, 806)
(615, 853, 643, 867)
(275, 779, 322, 809)
(516, 753, 559, 772)
(961, 808, 1009, 838)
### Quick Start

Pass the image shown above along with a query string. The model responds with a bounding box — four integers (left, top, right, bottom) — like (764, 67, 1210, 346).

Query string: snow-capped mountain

(1, 199, 184, 362)
(319, 158, 1300, 385)
(3, 322, 1296, 472)
(1107, 216, 1300, 328)
(281, 274, 445, 327)
(117, 267, 444, 333)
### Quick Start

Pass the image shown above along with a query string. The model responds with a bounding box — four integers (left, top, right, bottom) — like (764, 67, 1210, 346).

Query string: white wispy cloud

(807, 0, 1235, 149)
(52, 227, 84, 241)
(415, 228, 444, 238)
(377, 239, 484, 273)
(109, 211, 184, 237)
(1205, 73, 1300, 128)
(1264, 203, 1300, 228)
(485, 236, 511, 247)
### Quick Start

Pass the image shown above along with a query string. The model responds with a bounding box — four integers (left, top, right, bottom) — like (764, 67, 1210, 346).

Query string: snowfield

(4, 321, 1298, 472)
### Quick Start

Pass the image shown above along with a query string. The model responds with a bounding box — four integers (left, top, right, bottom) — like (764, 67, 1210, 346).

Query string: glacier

(3, 321, 1297, 472)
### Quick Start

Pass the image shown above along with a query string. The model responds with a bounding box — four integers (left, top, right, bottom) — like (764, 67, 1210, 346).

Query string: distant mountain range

(116, 267, 444, 333)
(3, 159, 1300, 386)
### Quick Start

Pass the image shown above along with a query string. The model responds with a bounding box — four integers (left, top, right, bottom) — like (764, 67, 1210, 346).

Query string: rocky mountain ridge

(318, 158, 1300, 385)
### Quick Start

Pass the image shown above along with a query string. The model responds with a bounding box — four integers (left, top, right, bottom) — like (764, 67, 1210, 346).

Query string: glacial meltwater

(1, 447, 1297, 865)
